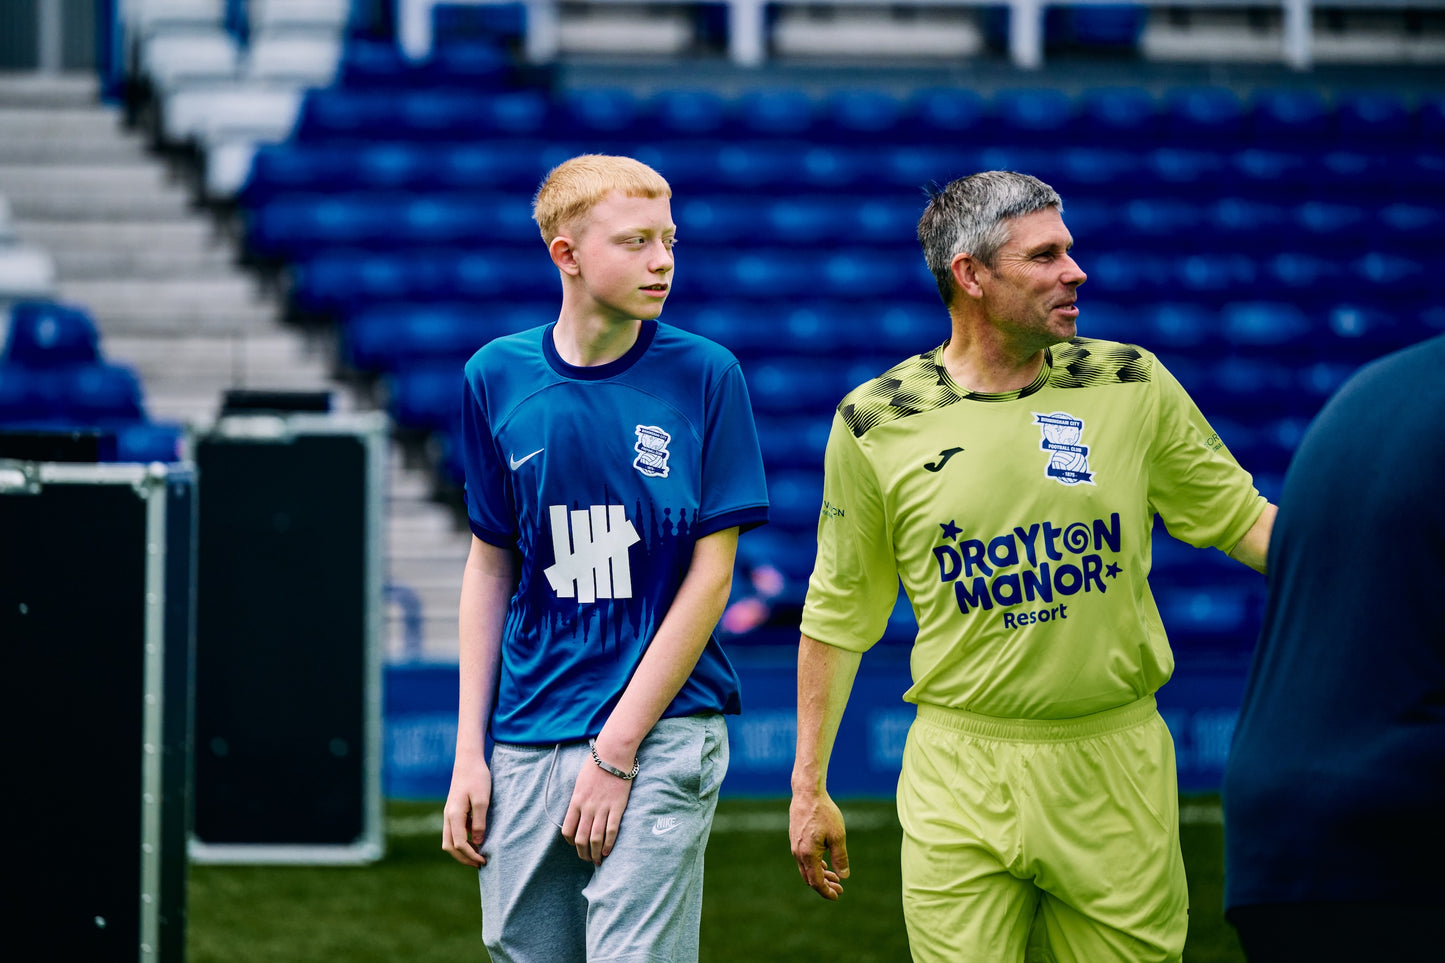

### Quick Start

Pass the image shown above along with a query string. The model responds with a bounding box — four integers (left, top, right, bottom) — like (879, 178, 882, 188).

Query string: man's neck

(553, 313, 641, 367)
(940, 325, 1052, 395)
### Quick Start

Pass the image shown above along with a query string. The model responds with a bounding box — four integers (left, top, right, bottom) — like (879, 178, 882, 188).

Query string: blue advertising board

(383, 647, 1248, 800)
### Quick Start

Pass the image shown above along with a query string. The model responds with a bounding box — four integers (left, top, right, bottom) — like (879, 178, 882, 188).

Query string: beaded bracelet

(589, 741, 639, 781)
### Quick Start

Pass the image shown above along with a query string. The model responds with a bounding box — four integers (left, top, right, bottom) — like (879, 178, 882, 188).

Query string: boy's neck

(552, 313, 642, 367)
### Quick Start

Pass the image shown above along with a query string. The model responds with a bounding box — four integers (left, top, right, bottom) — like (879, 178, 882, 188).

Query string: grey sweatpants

(477, 714, 729, 963)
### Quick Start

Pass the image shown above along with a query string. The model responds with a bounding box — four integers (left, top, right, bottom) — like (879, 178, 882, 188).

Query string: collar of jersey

(542, 319, 658, 381)
(946, 345, 1055, 403)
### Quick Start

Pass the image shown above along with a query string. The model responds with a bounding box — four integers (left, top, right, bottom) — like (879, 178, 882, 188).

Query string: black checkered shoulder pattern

(838, 338, 1154, 438)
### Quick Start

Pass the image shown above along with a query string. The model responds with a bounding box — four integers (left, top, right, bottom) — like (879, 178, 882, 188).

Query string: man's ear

(951, 252, 986, 300)
(550, 235, 580, 275)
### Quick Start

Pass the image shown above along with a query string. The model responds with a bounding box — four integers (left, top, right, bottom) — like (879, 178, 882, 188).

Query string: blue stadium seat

(1052, 148, 1143, 199)
(796, 145, 875, 191)
(1074, 302, 1137, 344)
(764, 469, 824, 534)
(1249, 88, 1332, 149)
(1074, 87, 1161, 149)
(291, 250, 554, 316)
(1141, 303, 1216, 352)
(765, 197, 850, 246)
(1324, 303, 1414, 359)
(1293, 200, 1371, 254)
(386, 363, 464, 433)
(559, 86, 645, 138)
(823, 250, 931, 300)
(1227, 149, 1312, 201)
(853, 196, 926, 242)
(754, 414, 830, 472)
(1174, 254, 1259, 305)
(664, 300, 794, 359)
(687, 250, 813, 301)
(1156, 584, 1252, 643)
(1376, 202, 1444, 252)
(1058, 197, 1118, 246)
(342, 303, 548, 374)
(1351, 251, 1428, 306)
(908, 88, 987, 140)
(1143, 148, 1228, 191)
(734, 87, 817, 137)
(1086, 250, 1173, 303)
(1204, 357, 1298, 414)
(436, 142, 548, 192)
(1220, 302, 1313, 347)
(823, 88, 906, 142)
(114, 421, 184, 463)
(878, 144, 978, 192)
(741, 359, 849, 417)
(674, 196, 769, 244)
(3, 300, 101, 367)
(61, 363, 146, 423)
(1419, 93, 1445, 145)
(1121, 198, 1204, 244)
(649, 88, 730, 138)
(1206, 198, 1290, 253)
(990, 88, 1077, 145)
(242, 144, 356, 201)
(1164, 87, 1249, 147)
(1334, 91, 1416, 147)
(338, 37, 512, 89)
(1258, 252, 1345, 306)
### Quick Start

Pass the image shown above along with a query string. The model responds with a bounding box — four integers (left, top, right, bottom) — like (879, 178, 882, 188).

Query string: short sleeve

(800, 412, 900, 651)
(461, 363, 517, 547)
(1147, 360, 1267, 551)
(696, 362, 770, 537)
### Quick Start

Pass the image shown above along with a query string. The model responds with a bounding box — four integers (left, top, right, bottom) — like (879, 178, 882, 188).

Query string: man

(442, 154, 769, 962)
(1223, 333, 1445, 961)
(789, 170, 1274, 963)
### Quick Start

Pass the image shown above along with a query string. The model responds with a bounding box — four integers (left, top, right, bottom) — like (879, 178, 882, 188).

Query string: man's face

(975, 207, 1086, 350)
(566, 191, 676, 323)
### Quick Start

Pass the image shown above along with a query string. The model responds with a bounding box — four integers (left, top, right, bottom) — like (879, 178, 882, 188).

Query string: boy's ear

(549, 235, 581, 275)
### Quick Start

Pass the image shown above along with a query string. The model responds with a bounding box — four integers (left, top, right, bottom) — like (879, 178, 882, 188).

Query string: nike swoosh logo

(508, 448, 544, 470)
(651, 817, 682, 836)
(924, 447, 964, 472)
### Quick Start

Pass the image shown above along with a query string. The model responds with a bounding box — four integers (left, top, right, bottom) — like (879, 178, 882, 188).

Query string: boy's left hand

(562, 760, 634, 864)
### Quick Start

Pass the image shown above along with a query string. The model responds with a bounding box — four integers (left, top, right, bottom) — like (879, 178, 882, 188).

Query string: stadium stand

(6, 0, 1445, 661)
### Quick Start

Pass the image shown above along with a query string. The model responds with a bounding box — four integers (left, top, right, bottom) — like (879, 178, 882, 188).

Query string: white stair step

(14, 219, 223, 253)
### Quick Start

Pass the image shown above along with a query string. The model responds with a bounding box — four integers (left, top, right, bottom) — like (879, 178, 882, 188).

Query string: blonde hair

(532, 154, 672, 243)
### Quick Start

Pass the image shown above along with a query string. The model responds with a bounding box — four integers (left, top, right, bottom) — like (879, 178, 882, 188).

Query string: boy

(442, 154, 769, 963)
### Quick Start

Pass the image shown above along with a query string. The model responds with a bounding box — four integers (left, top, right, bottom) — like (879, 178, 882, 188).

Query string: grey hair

(917, 170, 1063, 306)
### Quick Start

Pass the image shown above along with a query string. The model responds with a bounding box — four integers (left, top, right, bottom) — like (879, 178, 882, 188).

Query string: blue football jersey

(461, 320, 770, 744)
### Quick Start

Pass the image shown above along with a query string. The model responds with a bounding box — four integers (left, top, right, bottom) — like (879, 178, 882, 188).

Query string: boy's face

(565, 191, 676, 323)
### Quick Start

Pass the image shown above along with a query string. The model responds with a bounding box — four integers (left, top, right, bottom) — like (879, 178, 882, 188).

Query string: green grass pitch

(187, 795, 1245, 962)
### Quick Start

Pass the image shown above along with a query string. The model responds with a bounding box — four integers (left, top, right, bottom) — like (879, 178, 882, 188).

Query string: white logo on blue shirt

(543, 504, 641, 602)
(634, 425, 671, 478)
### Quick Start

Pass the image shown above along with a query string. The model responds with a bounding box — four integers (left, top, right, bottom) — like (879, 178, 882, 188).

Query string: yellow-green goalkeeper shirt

(801, 338, 1267, 720)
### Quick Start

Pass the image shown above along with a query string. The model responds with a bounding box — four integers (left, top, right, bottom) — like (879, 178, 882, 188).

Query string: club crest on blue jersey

(634, 424, 672, 478)
(1034, 411, 1095, 486)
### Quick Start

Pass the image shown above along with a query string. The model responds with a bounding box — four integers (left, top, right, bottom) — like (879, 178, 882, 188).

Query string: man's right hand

(789, 789, 849, 900)
(442, 757, 492, 868)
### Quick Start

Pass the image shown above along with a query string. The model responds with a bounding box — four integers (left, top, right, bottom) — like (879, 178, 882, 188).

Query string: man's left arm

(561, 526, 739, 864)
(1227, 502, 1276, 574)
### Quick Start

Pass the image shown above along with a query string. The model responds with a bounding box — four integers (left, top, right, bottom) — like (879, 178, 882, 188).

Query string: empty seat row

(0, 300, 182, 463)
(245, 189, 1443, 262)
(289, 242, 1438, 320)
(288, 84, 1445, 149)
(242, 138, 1445, 204)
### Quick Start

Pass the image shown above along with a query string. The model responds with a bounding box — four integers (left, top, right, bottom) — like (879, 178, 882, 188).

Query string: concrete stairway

(0, 72, 467, 663)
